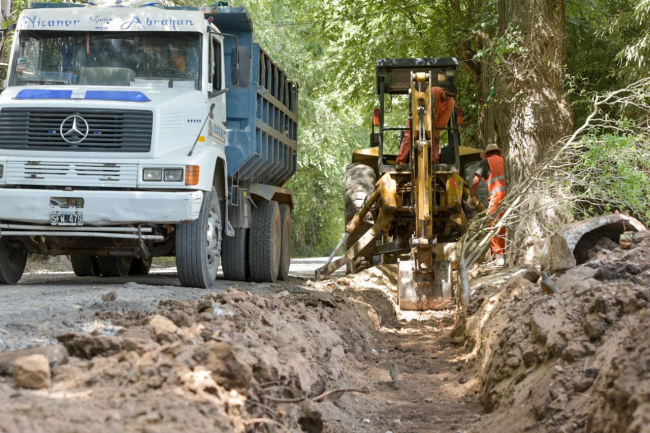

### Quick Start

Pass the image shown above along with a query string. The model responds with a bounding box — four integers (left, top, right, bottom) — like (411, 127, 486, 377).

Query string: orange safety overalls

(486, 155, 507, 256)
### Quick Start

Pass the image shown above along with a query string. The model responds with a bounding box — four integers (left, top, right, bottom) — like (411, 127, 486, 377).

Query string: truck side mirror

(231, 46, 251, 88)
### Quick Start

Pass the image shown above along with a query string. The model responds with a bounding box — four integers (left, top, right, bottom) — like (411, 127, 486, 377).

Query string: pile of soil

(0, 286, 385, 432)
(466, 231, 650, 432)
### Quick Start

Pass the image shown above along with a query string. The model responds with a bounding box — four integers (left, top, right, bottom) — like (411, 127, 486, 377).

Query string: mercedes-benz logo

(60, 115, 89, 144)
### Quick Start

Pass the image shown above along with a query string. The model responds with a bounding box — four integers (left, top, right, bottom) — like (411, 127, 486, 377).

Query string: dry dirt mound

(466, 231, 650, 433)
(0, 287, 388, 432)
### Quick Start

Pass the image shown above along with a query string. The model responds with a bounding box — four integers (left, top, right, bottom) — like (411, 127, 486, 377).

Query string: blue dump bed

(209, 7, 298, 187)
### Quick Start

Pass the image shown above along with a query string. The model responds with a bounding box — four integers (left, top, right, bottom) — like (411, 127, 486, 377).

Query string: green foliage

(573, 132, 650, 225)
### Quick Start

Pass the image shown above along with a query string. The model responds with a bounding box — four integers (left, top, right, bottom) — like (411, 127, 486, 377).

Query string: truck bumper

(0, 189, 204, 226)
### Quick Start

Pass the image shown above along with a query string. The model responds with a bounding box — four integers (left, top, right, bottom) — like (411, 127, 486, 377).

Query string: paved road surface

(0, 257, 344, 351)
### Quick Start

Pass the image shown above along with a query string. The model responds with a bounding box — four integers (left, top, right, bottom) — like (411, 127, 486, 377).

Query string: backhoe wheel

(222, 228, 249, 281)
(97, 256, 133, 277)
(344, 163, 377, 275)
(277, 204, 292, 281)
(176, 187, 222, 288)
(0, 238, 27, 285)
(70, 255, 100, 277)
(129, 257, 152, 276)
(249, 200, 281, 283)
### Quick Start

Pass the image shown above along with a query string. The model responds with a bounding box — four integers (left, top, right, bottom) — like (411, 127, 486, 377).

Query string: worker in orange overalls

(395, 82, 456, 165)
(467, 143, 507, 267)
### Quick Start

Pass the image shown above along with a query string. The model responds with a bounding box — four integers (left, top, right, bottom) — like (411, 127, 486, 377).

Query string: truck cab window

(211, 37, 222, 91)
(11, 31, 202, 90)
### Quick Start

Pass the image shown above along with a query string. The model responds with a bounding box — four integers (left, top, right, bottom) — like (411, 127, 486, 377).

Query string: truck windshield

(11, 31, 201, 90)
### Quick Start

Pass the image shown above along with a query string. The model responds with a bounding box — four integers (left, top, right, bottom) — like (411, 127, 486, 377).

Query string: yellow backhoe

(316, 58, 485, 310)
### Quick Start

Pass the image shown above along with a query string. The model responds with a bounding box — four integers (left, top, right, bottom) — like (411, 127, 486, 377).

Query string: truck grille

(6, 161, 138, 188)
(0, 108, 153, 152)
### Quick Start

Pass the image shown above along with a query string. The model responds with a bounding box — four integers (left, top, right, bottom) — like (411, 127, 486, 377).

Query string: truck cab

(0, 3, 298, 287)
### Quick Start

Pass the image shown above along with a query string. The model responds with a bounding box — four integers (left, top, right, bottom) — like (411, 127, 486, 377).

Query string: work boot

(488, 254, 504, 268)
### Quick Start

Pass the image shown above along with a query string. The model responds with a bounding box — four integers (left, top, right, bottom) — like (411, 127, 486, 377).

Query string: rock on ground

(0, 345, 68, 375)
(13, 354, 51, 389)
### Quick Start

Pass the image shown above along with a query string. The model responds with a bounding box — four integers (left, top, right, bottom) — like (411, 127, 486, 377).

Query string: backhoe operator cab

(322, 58, 484, 310)
(374, 58, 465, 174)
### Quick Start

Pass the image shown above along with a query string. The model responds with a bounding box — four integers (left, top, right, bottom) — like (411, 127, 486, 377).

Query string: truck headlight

(143, 168, 162, 181)
(164, 169, 183, 182)
(0, 165, 3, 179)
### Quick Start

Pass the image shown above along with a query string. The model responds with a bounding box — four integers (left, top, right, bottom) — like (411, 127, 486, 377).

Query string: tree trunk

(492, 0, 573, 262)
(0, 0, 11, 27)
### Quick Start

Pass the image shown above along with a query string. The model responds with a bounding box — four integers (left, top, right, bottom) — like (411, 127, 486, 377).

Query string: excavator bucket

(397, 260, 453, 310)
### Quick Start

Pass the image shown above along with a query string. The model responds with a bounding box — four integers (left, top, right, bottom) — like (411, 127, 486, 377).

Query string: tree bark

(492, 0, 573, 261)
(494, 0, 572, 183)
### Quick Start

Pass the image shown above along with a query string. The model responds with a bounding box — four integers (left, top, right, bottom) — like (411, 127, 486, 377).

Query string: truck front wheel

(176, 187, 222, 288)
(0, 238, 27, 284)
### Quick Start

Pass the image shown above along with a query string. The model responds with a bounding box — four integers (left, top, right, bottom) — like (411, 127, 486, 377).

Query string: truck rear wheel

(176, 187, 222, 288)
(249, 200, 281, 283)
(222, 228, 248, 281)
(97, 256, 133, 277)
(344, 163, 377, 274)
(0, 238, 27, 285)
(129, 257, 152, 276)
(277, 204, 292, 281)
(70, 255, 100, 277)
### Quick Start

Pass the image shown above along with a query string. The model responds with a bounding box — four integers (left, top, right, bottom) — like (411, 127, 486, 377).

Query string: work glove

(466, 196, 479, 210)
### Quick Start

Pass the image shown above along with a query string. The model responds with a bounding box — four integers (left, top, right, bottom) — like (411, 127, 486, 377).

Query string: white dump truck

(0, 2, 298, 287)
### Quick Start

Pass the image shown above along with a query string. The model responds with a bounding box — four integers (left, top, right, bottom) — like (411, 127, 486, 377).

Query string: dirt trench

(0, 272, 484, 433)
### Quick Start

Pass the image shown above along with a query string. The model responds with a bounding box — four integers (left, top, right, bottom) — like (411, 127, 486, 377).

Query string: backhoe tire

(463, 161, 489, 208)
(0, 238, 27, 285)
(128, 257, 152, 276)
(176, 187, 222, 288)
(277, 204, 292, 281)
(249, 200, 281, 283)
(344, 163, 377, 275)
(222, 228, 248, 281)
(97, 256, 133, 278)
(71, 255, 100, 277)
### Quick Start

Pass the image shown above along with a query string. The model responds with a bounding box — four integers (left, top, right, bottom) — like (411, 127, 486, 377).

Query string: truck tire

(277, 204, 292, 281)
(0, 238, 27, 285)
(70, 255, 100, 277)
(222, 228, 248, 281)
(97, 256, 133, 277)
(463, 161, 489, 208)
(344, 163, 376, 274)
(249, 200, 281, 283)
(129, 257, 152, 276)
(176, 187, 222, 288)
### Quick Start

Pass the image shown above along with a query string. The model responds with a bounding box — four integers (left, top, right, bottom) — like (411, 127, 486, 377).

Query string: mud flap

(397, 260, 453, 311)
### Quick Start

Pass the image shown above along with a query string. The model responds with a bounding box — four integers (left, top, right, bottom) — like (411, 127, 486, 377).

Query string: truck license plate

(50, 211, 83, 226)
